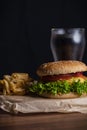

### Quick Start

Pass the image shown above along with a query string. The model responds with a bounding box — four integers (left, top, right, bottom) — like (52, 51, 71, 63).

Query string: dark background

(0, 0, 87, 79)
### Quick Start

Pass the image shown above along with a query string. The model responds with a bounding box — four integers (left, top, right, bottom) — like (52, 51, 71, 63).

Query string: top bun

(37, 60, 87, 77)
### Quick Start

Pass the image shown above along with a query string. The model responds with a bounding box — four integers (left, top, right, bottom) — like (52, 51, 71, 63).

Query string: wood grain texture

(0, 109, 87, 130)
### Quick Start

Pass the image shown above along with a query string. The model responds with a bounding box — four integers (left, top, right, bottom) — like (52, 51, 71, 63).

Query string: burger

(28, 60, 87, 98)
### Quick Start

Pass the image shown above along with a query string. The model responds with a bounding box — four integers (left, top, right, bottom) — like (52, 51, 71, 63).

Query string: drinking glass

(50, 28, 86, 61)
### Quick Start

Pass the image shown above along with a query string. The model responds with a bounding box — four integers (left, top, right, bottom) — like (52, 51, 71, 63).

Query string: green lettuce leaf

(27, 80, 87, 96)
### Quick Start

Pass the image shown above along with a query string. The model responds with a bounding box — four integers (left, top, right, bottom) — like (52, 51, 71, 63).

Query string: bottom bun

(40, 92, 87, 99)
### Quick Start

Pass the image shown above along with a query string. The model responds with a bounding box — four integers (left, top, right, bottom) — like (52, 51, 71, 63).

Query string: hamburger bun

(40, 92, 87, 99)
(37, 60, 87, 77)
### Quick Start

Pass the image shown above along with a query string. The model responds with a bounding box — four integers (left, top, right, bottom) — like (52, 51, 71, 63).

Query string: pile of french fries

(0, 73, 33, 95)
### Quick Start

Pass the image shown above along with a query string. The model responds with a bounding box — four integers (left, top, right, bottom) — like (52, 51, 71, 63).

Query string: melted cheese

(67, 77, 86, 83)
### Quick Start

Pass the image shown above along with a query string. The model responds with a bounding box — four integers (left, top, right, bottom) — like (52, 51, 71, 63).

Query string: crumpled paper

(0, 95, 87, 114)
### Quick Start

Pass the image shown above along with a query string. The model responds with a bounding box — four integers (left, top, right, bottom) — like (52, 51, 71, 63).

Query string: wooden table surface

(0, 109, 87, 130)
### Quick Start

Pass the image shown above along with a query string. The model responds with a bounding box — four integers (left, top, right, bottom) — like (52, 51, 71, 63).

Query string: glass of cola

(50, 28, 86, 61)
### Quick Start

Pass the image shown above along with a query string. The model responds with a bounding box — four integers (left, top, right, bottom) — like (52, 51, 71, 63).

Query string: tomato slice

(41, 72, 85, 82)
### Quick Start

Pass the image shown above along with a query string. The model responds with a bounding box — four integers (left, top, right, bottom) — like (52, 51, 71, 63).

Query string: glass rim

(51, 28, 85, 31)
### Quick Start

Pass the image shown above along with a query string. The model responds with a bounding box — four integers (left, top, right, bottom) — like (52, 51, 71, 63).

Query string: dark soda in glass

(50, 28, 86, 61)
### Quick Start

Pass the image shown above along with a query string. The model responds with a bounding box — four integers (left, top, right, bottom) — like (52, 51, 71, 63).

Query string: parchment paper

(0, 95, 87, 114)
